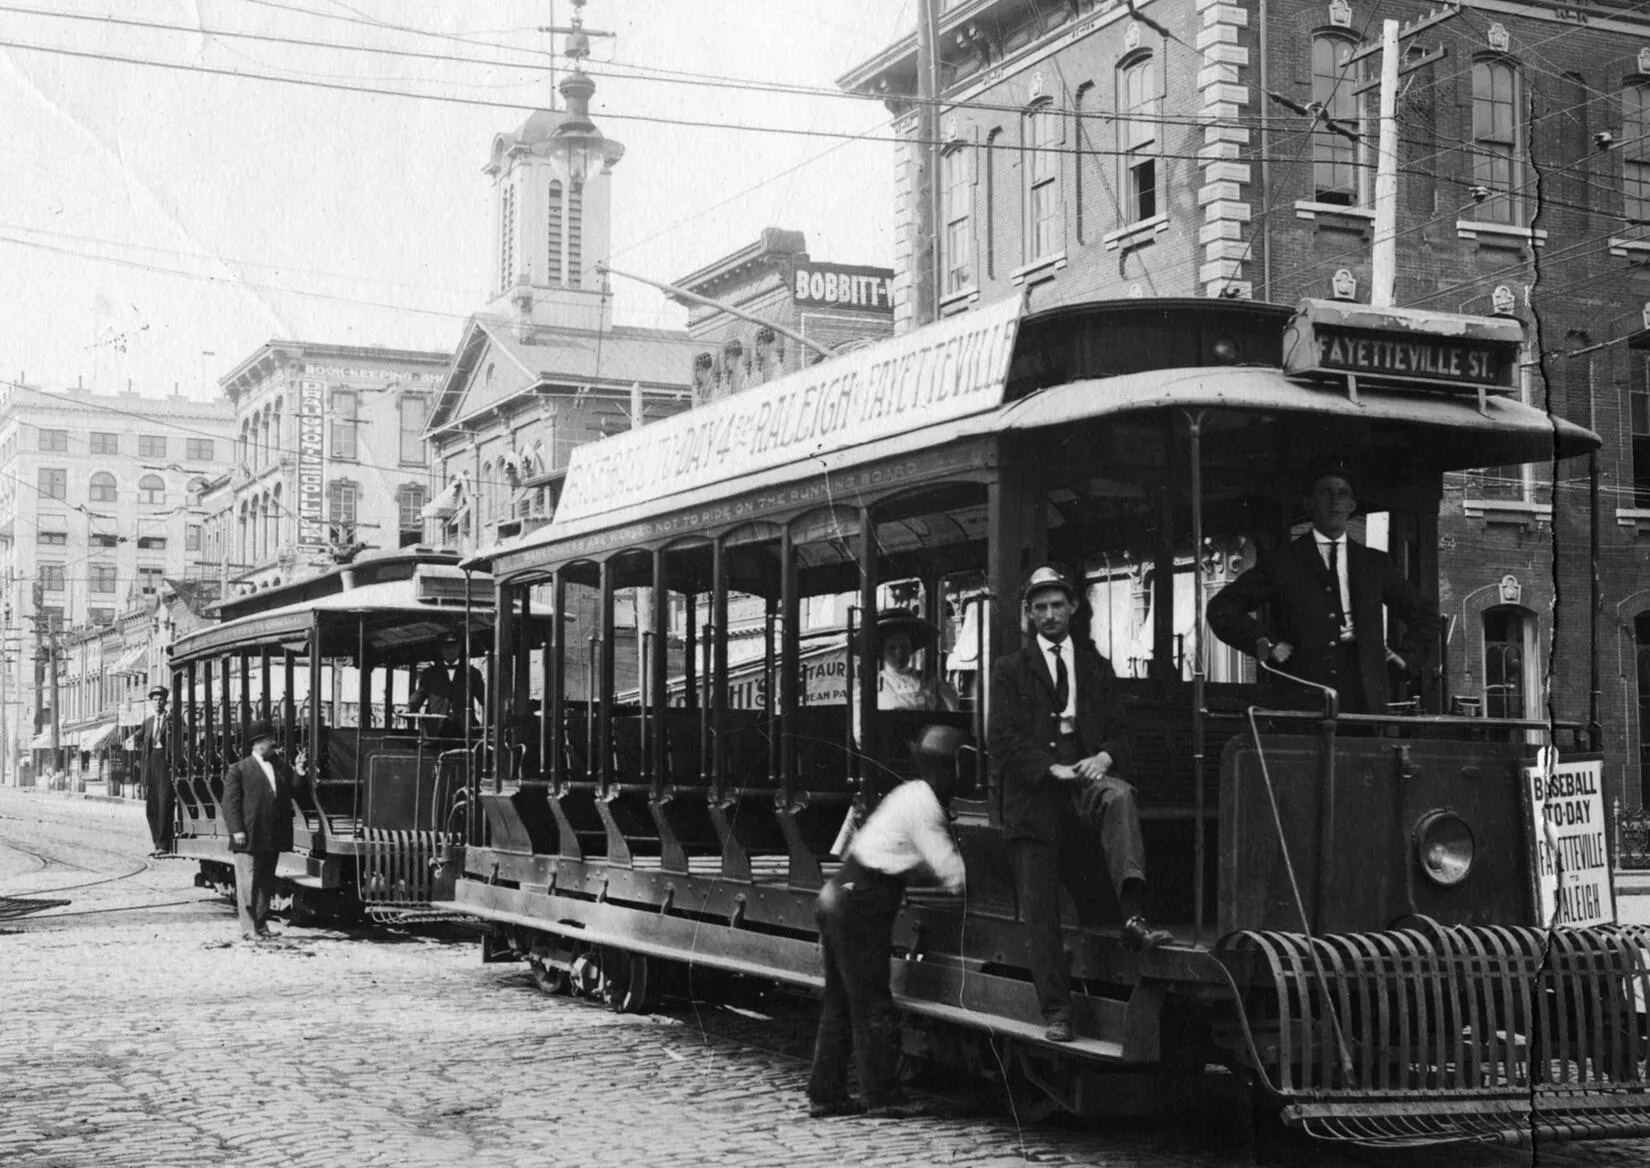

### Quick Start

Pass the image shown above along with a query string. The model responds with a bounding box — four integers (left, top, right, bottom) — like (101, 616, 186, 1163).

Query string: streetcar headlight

(1414, 810, 1475, 886)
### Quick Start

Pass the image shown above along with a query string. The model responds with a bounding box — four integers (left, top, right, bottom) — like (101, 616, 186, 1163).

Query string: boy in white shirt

(807, 725, 966, 1119)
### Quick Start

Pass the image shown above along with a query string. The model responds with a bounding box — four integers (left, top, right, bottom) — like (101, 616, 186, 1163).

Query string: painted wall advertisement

(1523, 752, 1614, 928)
(295, 379, 327, 550)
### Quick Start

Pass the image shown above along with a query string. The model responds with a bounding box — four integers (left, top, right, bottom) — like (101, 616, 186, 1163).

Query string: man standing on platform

(1207, 467, 1440, 714)
(988, 565, 1171, 1045)
(222, 720, 298, 941)
(125, 686, 172, 857)
(407, 633, 485, 739)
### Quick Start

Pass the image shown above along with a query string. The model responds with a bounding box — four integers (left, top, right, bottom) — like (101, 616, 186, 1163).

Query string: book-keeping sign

(1523, 752, 1614, 928)
(295, 379, 327, 550)
(555, 294, 1023, 525)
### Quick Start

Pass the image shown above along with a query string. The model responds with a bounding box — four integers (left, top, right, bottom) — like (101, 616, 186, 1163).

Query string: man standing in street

(125, 686, 172, 857)
(222, 720, 297, 941)
(407, 633, 486, 740)
(807, 726, 966, 1120)
(1207, 467, 1440, 714)
(987, 564, 1171, 1045)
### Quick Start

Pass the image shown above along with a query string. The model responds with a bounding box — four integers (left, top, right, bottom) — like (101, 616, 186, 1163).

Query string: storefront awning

(30, 729, 55, 751)
(110, 645, 147, 676)
(81, 722, 120, 751)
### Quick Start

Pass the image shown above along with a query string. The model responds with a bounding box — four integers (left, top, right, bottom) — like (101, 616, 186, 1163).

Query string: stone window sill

(1456, 220, 1548, 248)
(1463, 497, 1551, 524)
(1010, 252, 1067, 286)
(1615, 507, 1650, 527)
(939, 286, 980, 315)
(1103, 213, 1168, 251)
(1294, 200, 1374, 224)
(1608, 237, 1650, 258)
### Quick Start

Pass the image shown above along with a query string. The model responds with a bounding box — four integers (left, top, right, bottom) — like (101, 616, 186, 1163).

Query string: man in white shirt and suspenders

(807, 725, 966, 1119)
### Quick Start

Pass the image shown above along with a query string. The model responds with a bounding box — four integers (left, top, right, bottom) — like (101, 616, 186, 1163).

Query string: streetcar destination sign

(1283, 298, 1522, 391)
(554, 294, 1023, 524)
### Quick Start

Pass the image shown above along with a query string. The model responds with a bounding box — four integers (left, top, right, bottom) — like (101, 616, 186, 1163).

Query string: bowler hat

(863, 607, 939, 652)
(146, 686, 169, 700)
(1021, 564, 1079, 605)
(246, 719, 277, 744)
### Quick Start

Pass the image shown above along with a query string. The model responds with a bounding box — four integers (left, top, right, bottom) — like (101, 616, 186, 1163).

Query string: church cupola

(484, 0, 622, 333)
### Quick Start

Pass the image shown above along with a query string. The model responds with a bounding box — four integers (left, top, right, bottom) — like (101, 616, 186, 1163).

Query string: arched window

(1483, 606, 1533, 719)
(547, 179, 564, 285)
(272, 397, 283, 462)
(239, 419, 250, 466)
(1625, 83, 1650, 226)
(1073, 82, 1092, 243)
(499, 182, 516, 293)
(271, 484, 283, 552)
(1022, 98, 1063, 260)
(985, 127, 1002, 278)
(237, 500, 249, 567)
(138, 474, 166, 505)
(941, 143, 973, 294)
(1311, 34, 1363, 205)
(1118, 55, 1159, 225)
(1472, 58, 1523, 224)
(250, 495, 264, 562)
(89, 471, 117, 503)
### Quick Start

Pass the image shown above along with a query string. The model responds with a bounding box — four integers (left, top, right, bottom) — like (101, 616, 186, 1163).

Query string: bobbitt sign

(296, 379, 327, 550)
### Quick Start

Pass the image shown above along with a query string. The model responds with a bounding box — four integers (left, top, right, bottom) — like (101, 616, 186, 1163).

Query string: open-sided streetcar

(439, 295, 1650, 1146)
(166, 547, 493, 923)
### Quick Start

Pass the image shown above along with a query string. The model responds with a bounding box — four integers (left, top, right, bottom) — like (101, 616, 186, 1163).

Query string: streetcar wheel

(603, 950, 653, 1014)
(530, 959, 572, 996)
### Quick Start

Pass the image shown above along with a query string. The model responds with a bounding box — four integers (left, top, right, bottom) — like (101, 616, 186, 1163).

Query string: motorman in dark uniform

(1207, 467, 1440, 713)
(987, 564, 1171, 1044)
(407, 633, 486, 739)
(125, 686, 172, 857)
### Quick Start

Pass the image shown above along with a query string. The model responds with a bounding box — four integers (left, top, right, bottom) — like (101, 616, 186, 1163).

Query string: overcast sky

(1, 1, 912, 399)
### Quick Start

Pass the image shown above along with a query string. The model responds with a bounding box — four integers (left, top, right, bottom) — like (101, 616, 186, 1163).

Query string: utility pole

(912, 0, 941, 327)
(1352, 5, 1457, 306)
(47, 615, 61, 787)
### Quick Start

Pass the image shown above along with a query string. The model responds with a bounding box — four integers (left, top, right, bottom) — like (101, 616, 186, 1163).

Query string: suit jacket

(129, 711, 170, 786)
(222, 753, 297, 854)
(987, 638, 1131, 842)
(1207, 534, 1441, 711)
(409, 662, 486, 736)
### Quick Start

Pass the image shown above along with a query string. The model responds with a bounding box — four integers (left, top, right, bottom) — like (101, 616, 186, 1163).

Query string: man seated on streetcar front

(407, 633, 486, 739)
(1207, 465, 1440, 714)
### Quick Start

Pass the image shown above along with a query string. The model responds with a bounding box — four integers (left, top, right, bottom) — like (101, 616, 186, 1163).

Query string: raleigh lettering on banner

(554, 295, 1023, 524)
(1523, 752, 1614, 928)
(295, 379, 328, 550)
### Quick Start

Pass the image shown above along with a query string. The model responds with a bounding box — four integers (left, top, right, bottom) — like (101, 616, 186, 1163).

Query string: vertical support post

(651, 549, 669, 788)
(858, 506, 878, 790)
(495, 578, 515, 787)
(599, 558, 616, 795)
(47, 619, 60, 783)
(202, 660, 215, 800)
(238, 652, 251, 748)
(308, 624, 325, 842)
(260, 648, 272, 722)
(1152, 420, 1178, 683)
(1370, 18, 1400, 306)
(780, 525, 799, 798)
(1186, 411, 1208, 943)
(1589, 452, 1603, 752)
(711, 538, 728, 804)
(548, 572, 565, 790)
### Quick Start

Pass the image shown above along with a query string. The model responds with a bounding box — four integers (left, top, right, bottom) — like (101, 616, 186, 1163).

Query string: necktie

(1328, 541, 1348, 628)
(1051, 644, 1069, 713)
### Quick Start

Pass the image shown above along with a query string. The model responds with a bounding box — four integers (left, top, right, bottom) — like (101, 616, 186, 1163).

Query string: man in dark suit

(407, 634, 485, 740)
(987, 565, 1172, 1044)
(125, 686, 172, 856)
(223, 720, 298, 941)
(1207, 468, 1441, 714)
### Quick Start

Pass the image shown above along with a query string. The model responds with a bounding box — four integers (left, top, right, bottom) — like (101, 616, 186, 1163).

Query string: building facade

(207, 342, 451, 591)
(671, 228, 896, 400)
(842, 0, 1650, 806)
(0, 382, 234, 781)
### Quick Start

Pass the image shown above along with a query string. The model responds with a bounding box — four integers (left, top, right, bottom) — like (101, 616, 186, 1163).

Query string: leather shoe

(1044, 1018, 1074, 1043)
(1122, 915, 1173, 951)
(808, 1098, 866, 1119)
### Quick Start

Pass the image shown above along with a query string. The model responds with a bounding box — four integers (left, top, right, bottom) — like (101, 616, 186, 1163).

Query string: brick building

(670, 228, 895, 400)
(842, 0, 1650, 806)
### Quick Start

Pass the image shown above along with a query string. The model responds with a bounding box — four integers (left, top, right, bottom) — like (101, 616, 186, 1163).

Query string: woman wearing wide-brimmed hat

(867, 608, 958, 712)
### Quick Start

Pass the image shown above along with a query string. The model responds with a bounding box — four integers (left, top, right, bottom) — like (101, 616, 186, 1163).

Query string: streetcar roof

(172, 566, 493, 665)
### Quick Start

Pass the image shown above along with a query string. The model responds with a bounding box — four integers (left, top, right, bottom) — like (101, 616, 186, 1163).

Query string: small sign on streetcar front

(1521, 751, 1615, 928)
(1283, 298, 1522, 392)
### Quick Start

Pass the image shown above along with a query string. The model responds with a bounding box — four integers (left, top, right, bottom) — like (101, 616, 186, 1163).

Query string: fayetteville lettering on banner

(296, 379, 327, 550)
(554, 295, 1023, 524)
(1523, 753, 1614, 928)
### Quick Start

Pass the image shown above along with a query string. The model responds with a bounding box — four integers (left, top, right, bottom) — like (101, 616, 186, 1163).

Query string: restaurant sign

(1283, 298, 1522, 392)
(295, 379, 327, 550)
(554, 294, 1023, 524)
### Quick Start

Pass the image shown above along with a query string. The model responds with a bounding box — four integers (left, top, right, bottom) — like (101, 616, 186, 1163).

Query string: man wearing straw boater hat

(988, 564, 1171, 1044)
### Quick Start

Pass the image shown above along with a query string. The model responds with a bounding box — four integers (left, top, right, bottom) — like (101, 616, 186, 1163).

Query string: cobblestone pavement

(5, 787, 1650, 1168)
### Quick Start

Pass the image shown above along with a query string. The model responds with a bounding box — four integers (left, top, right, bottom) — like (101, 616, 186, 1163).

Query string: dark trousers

(1325, 641, 1368, 714)
(234, 850, 279, 936)
(807, 866, 906, 1108)
(144, 760, 174, 850)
